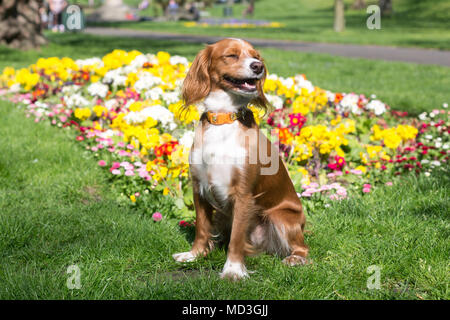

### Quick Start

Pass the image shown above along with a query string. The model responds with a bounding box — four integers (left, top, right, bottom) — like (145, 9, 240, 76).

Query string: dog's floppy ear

(182, 45, 212, 107)
(250, 59, 269, 111)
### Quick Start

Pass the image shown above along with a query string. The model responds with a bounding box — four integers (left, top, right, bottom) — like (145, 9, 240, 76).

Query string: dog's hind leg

(266, 209, 309, 266)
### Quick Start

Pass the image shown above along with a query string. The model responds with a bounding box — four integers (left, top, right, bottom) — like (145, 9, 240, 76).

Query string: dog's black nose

(250, 61, 264, 75)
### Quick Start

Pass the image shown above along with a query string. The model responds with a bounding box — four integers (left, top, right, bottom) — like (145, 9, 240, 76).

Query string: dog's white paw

(172, 251, 197, 262)
(220, 259, 249, 281)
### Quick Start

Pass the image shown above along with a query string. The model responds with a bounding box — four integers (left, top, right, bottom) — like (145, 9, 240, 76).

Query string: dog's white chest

(190, 122, 246, 208)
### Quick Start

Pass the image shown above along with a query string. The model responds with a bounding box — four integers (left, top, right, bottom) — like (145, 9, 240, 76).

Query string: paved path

(84, 27, 450, 67)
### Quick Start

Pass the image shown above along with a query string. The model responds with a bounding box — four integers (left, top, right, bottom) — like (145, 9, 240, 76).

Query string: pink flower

(152, 212, 162, 222)
(363, 184, 372, 189)
(301, 191, 312, 197)
(118, 150, 130, 157)
(111, 162, 120, 169)
(111, 169, 121, 175)
(385, 182, 393, 186)
(98, 160, 106, 167)
(363, 187, 371, 193)
(336, 188, 347, 197)
(125, 170, 135, 176)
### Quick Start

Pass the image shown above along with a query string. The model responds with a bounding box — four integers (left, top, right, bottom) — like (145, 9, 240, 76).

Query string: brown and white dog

(172, 38, 308, 280)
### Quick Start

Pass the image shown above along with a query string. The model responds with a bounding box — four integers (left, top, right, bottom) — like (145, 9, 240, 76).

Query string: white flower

(87, 82, 109, 98)
(104, 99, 118, 110)
(366, 99, 386, 116)
(338, 93, 361, 115)
(145, 87, 164, 101)
(294, 74, 314, 93)
(443, 103, 448, 108)
(9, 83, 21, 93)
(326, 91, 335, 103)
(124, 105, 176, 130)
(418, 112, 428, 121)
(64, 93, 89, 108)
(425, 135, 433, 140)
(62, 84, 81, 94)
(103, 69, 127, 86)
(421, 159, 430, 164)
(161, 91, 181, 105)
(133, 71, 162, 93)
(170, 55, 189, 66)
(431, 161, 441, 167)
(266, 94, 284, 109)
(75, 57, 103, 69)
(279, 76, 294, 89)
(425, 172, 431, 177)
(442, 144, 449, 150)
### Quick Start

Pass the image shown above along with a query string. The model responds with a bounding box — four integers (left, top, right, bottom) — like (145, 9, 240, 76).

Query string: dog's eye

(225, 54, 239, 59)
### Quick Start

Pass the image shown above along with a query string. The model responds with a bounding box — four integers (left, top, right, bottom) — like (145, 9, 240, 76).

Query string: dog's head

(182, 38, 268, 109)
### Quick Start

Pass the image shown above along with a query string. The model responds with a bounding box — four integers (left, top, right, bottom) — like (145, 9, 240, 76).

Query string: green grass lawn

(85, 0, 450, 50)
(0, 100, 448, 299)
(0, 33, 449, 299)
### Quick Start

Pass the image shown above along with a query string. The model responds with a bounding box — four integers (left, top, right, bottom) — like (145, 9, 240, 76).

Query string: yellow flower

(93, 105, 107, 118)
(130, 195, 136, 203)
(163, 187, 170, 195)
(157, 51, 171, 65)
(74, 108, 92, 121)
(355, 165, 367, 173)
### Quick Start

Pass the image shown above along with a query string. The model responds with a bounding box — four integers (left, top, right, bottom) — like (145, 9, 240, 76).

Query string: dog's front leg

(220, 195, 253, 281)
(173, 183, 213, 263)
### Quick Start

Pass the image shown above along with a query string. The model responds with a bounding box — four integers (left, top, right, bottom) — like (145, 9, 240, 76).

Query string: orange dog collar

(206, 110, 244, 125)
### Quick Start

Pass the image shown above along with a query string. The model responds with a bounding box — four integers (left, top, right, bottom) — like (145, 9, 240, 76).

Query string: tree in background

(0, 0, 47, 49)
(351, 0, 366, 10)
(334, 0, 345, 32)
(379, 0, 393, 16)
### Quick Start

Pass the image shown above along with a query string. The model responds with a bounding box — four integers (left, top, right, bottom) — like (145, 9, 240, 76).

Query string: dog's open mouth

(223, 75, 258, 92)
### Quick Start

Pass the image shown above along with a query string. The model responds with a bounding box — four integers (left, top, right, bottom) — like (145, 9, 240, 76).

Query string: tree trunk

(379, 0, 393, 16)
(334, 0, 345, 32)
(351, 0, 366, 10)
(0, 0, 47, 49)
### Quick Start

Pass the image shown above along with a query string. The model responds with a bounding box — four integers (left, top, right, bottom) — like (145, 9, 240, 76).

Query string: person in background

(167, 0, 179, 20)
(48, 0, 68, 32)
(187, 2, 200, 21)
(139, 0, 149, 11)
(39, 1, 49, 29)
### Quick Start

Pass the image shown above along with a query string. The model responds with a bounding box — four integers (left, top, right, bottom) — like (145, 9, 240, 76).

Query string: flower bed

(1, 50, 448, 223)
(183, 20, 284, 29)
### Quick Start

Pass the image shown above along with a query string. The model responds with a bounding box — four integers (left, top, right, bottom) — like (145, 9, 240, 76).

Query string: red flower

(327, 155, 346, 171)
(288, 113, 307, 129)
